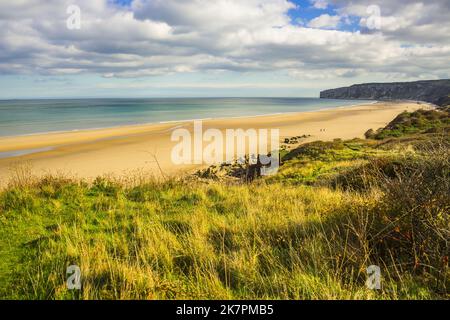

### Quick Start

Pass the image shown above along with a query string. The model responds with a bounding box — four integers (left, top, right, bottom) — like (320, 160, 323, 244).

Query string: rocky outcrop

(320, 79, 450, 107)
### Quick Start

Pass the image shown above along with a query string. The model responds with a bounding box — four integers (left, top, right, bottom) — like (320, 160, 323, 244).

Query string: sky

(0, 0, 449, 99)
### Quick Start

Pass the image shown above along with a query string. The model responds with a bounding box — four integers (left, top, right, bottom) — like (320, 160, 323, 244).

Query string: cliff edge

(320, 79, 450, 107)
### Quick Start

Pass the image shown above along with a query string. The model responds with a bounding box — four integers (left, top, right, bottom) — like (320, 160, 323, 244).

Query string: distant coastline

(320, 79, 450, 106)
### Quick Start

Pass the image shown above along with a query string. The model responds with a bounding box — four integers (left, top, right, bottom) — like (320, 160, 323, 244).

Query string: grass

(365, 108, 450, 140)
(0, 108, 448, 300)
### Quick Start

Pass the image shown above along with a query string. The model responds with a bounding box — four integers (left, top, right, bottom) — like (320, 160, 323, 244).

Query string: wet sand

(0, 101, 431, 186)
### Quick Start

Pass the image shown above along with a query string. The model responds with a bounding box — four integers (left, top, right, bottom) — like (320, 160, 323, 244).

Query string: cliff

(320, 79, 450, 107)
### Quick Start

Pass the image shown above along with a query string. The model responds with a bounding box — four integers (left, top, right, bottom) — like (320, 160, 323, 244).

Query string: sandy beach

(0, 101, 430, 186)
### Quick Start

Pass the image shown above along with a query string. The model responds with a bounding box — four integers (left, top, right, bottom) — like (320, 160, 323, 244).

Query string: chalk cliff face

(320, 79, 450, 107)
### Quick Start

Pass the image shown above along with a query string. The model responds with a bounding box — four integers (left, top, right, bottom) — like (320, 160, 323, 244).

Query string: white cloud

(0, 0, 448, 83)
(334, 0, 450, 42)
(311, 0, 328, 10)
(132, 0, 295, 31)
(308, 14, 341, 29)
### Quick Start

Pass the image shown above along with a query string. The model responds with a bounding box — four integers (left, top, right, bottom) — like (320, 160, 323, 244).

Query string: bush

(364, 129, 376, 139)
(333, 146, 449, 292)
(374, 109, 450, 139)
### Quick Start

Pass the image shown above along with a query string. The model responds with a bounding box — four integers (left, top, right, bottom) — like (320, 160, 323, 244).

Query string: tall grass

(0, 163, 447, 299)
(0, 109, 448, 300)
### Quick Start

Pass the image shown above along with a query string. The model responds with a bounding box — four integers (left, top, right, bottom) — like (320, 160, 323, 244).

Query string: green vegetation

(0, 109, 449, 300)
(365, 109, 450, 139)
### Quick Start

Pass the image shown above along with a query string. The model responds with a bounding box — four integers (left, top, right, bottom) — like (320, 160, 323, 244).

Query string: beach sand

(0, 101, 431, 186)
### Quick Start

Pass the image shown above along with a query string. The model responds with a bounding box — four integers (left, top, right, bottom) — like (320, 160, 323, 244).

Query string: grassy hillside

(0, 109, 448, 300)
(365, 108, 449, 140)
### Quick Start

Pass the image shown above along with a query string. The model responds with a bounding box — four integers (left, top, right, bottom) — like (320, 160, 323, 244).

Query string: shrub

(364, 129, 376, 139)
(333, 146, 449, 293)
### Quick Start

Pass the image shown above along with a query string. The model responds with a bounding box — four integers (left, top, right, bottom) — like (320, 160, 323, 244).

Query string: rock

(320, 79, 450, 107)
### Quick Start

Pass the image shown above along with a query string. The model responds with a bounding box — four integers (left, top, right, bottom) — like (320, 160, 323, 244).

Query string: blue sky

(289, 1, 338, 24)
(288, 0, 361, 31)
(0, 0, 448, 99)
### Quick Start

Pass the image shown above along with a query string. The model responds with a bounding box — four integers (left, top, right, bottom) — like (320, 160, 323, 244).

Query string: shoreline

(0, 101, 432, 186)
(0, 99, 378, 140)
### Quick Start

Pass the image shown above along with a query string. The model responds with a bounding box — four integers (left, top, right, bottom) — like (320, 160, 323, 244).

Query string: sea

(0, 97, 372, 137)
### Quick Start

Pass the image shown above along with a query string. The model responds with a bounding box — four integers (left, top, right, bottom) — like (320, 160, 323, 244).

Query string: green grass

(366, 109, 450, 140)
(270, 139, 390, 185)
(0, 109, 448, 300)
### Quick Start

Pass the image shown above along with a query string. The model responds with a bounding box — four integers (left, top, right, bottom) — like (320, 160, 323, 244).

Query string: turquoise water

(0, 98, 371, 137)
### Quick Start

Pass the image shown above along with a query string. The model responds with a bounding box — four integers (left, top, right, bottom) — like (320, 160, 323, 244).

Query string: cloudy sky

(0, 0, 449, 98)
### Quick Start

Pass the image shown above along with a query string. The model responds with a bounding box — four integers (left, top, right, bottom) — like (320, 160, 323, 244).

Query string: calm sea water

(0, 98, 371, 137)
